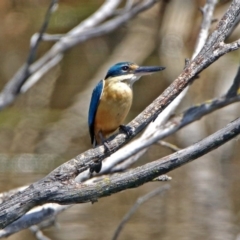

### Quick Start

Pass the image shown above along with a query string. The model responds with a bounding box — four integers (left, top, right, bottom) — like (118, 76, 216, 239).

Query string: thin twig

(152, 175, 172, 182)
(226, 65, 240, 97)
(5, 0, 57, 96)
(28, 0, 58, 68)
(157, 140, 181, 152)
(30, 225, 52, 240)
(193, 0, 218, 59)
(0, 203, 69, 238)
(112, 185, 170, 240)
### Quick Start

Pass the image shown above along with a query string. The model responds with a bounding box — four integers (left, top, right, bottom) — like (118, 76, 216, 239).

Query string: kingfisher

(88, 61, 165, 149)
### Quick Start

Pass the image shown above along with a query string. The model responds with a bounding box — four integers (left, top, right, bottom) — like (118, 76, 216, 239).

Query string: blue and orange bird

(88, 62, 165, 151)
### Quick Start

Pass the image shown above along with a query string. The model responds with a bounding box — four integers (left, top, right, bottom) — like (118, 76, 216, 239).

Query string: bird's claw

(119, 125, 134, 138)
(103, 141, 112, 152)
(90, 161, 102, 174)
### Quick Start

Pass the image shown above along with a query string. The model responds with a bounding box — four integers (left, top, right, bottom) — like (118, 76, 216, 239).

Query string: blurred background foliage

(0, 0, 240, 239)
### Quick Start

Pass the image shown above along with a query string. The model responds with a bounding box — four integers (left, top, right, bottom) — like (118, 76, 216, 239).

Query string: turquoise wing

(88, 80, 104, 145)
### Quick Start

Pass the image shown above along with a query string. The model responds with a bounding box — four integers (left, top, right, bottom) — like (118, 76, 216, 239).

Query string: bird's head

(104, 62, 165, 86)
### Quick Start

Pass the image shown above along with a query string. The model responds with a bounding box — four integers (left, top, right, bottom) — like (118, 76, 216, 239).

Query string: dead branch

(112, 185, 170, 240)
(1, 115, 240, 229)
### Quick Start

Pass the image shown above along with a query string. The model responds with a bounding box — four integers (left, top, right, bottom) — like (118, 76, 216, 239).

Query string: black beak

(135, 66, 165, 76)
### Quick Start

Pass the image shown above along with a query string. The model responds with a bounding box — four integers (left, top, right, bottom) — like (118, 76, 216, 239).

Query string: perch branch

(1, 115, 240, 228)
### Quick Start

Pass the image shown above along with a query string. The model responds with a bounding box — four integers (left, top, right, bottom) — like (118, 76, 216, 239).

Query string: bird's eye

(122, 66, 129, 71)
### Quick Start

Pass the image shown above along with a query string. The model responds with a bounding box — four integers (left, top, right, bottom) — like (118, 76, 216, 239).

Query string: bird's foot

(98, 131, 112, 153)
(90, 161, 102, 174)
(89, 140, 112, 174)
(119, 125, 134, 138)
(103, 140, 112, 152)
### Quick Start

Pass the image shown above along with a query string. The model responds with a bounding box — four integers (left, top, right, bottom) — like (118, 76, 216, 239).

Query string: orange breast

(94, 80, 133, 143)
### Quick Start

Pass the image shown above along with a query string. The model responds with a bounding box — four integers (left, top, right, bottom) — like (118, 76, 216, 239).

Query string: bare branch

(0, 0, 57, 107)
(157, 140, 181, 152)
(112, 185, 170, 240)
(152, 175, 172, 182)
(30, 225, 52, 240)
(28, 0, 58, 67)
(31, 0, 124, 43)
(224, 39, 240, 53)
(0, 0, 158, 110)
(1, 108, 240, 229)
(226, 65, 240, 97)
(0, 204, 69, 238)
(0, 186, 28, 204)
(193, 0, 218, 59)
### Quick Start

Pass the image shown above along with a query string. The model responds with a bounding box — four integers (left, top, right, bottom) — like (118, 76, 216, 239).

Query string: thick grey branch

(1, 115, 240, 229)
